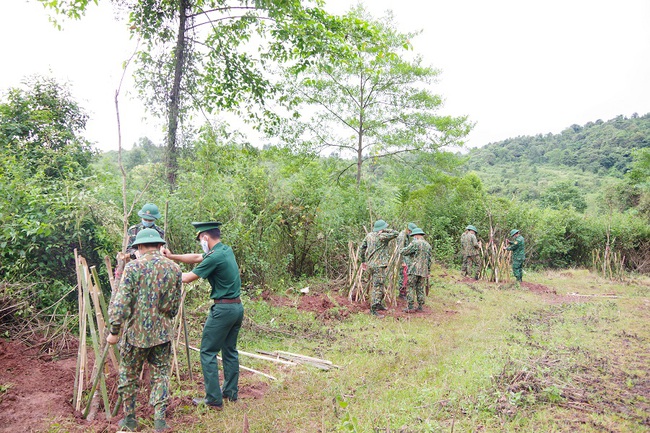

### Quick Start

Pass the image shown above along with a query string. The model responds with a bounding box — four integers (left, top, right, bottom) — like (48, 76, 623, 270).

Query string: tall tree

(280, 6, 473, 186)
(40, 0, 354, 189)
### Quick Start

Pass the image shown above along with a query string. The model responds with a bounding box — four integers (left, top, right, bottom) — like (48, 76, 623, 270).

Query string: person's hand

(402, 263, 407, 269)
(161, 246, 171, 257)
(134, 250, 141, 259)
(106, 333, 119, 345)
(361, 263, 367, 271)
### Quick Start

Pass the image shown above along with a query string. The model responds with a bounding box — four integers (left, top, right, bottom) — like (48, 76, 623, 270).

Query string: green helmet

(409, 227, 426, 236)
(138, 203, 162, 220)
(373, 219, 389, 232)
(466, 225, 477, 233)
(407, 222, 418, 231)
(131, 228, 166, 246)
(509, 229, 520, 237)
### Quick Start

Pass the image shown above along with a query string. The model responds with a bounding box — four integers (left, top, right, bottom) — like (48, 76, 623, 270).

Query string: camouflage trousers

(512, 258, 524, 282)
(118, 341, 171, 420)
(406, 274, 426, 309)
(461, 254, 479, 278)
(369, 266, 388, 311)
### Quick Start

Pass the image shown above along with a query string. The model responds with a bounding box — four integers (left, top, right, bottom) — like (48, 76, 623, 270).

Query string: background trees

(280, 6, 472, 185)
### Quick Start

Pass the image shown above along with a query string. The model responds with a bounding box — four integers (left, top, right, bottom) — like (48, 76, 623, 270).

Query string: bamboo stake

(180, 288, 193, 381)
(83, 343, 111, 419)
(89, 266, 119, 372)
(104, 256, 116, 292)
(73, 249, 84, 411)
(180, 343, 277, 380)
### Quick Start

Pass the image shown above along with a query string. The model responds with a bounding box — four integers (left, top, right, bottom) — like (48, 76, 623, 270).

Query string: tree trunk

(356, 72, 364, 187)
(166, 0, 189, 190)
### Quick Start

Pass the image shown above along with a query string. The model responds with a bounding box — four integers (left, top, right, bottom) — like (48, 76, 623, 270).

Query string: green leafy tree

(539, 181, 587, 212)
(40, 0, 356, 189)
(0, 77, 109, 306)
(280, 6, 472, 186)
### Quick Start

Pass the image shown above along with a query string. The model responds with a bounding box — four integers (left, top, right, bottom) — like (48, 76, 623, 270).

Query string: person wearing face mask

(162, 221, 243, 410)
(126, 203, 165, 260)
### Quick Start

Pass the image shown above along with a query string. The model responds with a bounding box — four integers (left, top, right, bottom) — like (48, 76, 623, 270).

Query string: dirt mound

(0, 338, 79, 432)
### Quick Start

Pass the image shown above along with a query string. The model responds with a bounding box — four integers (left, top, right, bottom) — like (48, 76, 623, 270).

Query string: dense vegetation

(2, 76, 650, 315)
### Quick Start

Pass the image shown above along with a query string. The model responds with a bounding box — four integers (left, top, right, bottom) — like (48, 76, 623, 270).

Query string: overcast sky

(2, 0, 649, 152)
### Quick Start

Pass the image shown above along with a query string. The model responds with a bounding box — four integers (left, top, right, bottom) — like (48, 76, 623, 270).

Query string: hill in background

(464, 113, 650, 212)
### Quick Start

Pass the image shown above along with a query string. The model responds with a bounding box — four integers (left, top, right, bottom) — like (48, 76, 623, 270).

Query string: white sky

(1, 0, 649, 151)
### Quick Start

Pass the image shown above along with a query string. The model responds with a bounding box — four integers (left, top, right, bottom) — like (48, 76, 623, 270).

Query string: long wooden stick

(73, 249, 84, 411)
(180, 343, 277, 381)
(83, 343, 111, 419)
(180, 289, 193, 381)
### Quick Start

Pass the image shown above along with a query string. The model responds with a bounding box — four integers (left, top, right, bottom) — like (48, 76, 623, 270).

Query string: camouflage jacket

(126, 223, 165, 258)
(401, 238, 432, 277)
(360, 229, 399, 268)
(108, 251, 182, 348)
(460, 231, 480, 257)
(506, 235, 525, 260)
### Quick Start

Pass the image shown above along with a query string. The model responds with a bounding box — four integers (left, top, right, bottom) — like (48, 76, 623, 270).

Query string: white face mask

(142, 219, 155, 228)
(200, 238, 210, 254)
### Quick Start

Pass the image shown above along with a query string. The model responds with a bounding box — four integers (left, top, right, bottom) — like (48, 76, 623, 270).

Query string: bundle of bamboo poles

(479, 227, 511, 283)
(592, 247, 625, 281)
(73, 249, 121, 420)
(346, 241, 368, 302)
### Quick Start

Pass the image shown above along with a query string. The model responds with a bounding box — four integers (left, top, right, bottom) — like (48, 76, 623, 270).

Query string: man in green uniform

(360, 219, 399, 317)
(400, 228, 432, 312)
(396, 222, 418, 299)
(504, 228, 525, 284)
(460, 225, 481, 279)
(107, 228, 182, 432)
(163, 222, 243, 409)
(126, 203, 165, 260)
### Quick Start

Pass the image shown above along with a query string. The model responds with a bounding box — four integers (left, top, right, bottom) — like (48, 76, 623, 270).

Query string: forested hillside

(464, 113, 650, 213)
(467, 113, 650, 174)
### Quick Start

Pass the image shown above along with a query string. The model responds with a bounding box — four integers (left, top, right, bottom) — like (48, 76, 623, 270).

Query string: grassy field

(49, 268, 649, 432)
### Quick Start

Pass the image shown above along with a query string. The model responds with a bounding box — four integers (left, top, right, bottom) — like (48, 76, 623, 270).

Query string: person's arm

(161, 247, 203, 264)
(182, 271, 200, 284)
(107, 265, 135, 344)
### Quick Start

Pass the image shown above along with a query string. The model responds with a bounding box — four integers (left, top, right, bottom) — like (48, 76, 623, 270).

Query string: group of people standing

(105, 204, 527, 430)
(107, 204, 243, 431)
(360, 220, 432, 317)
(460, 225, 526, 284)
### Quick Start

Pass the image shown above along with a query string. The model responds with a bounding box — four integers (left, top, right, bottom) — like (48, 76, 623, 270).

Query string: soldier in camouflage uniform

(396, 223, 418, 299)
(360, 219, 399, 317)
(107, 228, 182, 432)
(400, 228, 432, 312)
(460, 225, 481, 279)
(126, 203, 165, 260)
(504, 228, 525, 284)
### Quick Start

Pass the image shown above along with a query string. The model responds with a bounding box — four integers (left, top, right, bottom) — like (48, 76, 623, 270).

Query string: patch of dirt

(0, 337, 270, 433)
(0, 338, 81, 432)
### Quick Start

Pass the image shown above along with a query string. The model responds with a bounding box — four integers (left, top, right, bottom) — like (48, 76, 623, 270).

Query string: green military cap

(407, 222, 418, 231)
(137, 203, 162, 220)
(131, 228, 166, 246)
(509, 229, 520, 236)
(373, 219, 389, 232)
(409, 227, 426, 236)
(466, 225, 478, 233)
(192, 221, 223, 239)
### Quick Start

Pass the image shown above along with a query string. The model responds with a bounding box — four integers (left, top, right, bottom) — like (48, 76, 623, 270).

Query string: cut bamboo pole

(180, 343, 277, 380)
(73, 249, 84, 411)
(238, 350, 296, 366)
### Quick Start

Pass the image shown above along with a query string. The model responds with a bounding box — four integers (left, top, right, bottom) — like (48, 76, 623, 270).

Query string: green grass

(53, 270, 650, 432)
(173, 270, 649, 432)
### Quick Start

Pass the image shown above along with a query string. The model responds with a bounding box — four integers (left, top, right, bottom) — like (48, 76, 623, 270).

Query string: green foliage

(281, 5, 472, 184)
(0, 76, 109, 307)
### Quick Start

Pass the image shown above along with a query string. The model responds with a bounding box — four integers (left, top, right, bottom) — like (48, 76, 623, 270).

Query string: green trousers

(118, 341, 171, 420)
(513, 258, 524, 281)
(200, 303, 244, 405)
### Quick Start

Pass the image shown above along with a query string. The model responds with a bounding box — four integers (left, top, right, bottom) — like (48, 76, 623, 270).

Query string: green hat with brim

(509, 229, 520, 237)
(407, 222, 418, 231)
(466, 225, 478, 233)
(373, 219, 389, 232)
(192, 221, 223, 240)
(410, 228, 426, 236)
(131, 228, 166, 246)
(138, 203, 162, 220)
